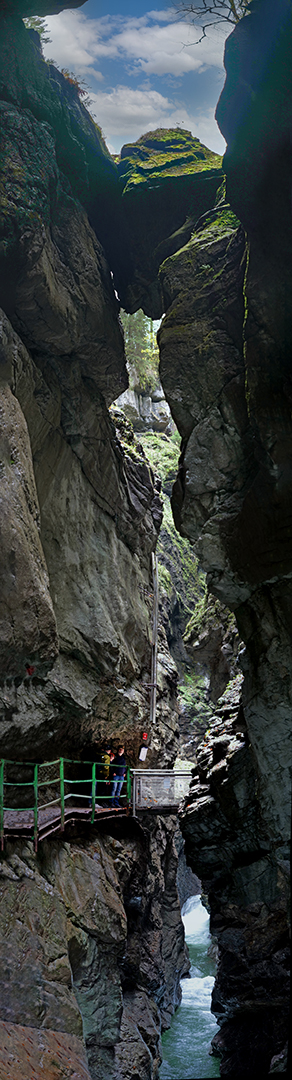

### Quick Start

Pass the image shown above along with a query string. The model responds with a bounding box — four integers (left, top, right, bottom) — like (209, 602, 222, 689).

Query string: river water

(159, 895, 220, 1080)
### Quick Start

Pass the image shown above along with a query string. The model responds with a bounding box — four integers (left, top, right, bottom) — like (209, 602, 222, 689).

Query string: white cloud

(89, 84, 226, 155)
(90, 84, 172, 137)
(146, 8, 178, 22)
(44, 8, 225, 79)
(44, 10, 117, 74)
(43, 8, 227, 154)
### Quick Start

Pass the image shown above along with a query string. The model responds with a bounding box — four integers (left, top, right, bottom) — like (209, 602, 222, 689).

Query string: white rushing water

(159, 895, 220, 1080)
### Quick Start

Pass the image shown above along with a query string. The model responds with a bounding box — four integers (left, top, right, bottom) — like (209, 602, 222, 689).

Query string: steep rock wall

(0, 14, 180, 765)
(0, 816, 189, 1080)
(0, 14, 196, 1080)
(4, 2, 291, 1076)
(157, 2, 291, 1073)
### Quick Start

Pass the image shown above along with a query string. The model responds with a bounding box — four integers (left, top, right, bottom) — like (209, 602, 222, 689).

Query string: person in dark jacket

(111, 746, 126, 807)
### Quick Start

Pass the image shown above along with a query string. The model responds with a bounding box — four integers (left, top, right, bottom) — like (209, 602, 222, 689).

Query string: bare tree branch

(175, 1, 250, 43)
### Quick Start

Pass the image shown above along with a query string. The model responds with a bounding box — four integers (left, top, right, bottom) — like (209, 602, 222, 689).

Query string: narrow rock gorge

(0, 0, 291, 1077)
(160, 1, 291, 1073)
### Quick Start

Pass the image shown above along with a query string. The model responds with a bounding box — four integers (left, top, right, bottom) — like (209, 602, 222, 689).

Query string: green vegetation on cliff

(118, 128, 222, 192)
(23, 16, 51, 43)
(138, 427, 241, 745)
(120, 309, 160, 392)
(139, 431, 207, 650)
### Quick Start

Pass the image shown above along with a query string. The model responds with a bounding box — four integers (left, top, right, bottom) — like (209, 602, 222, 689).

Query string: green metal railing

(0, 757, 131, 852)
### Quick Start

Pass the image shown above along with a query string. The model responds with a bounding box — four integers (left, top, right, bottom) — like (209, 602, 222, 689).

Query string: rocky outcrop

(115, 384, 172, 435)
(0, 814, 189, 1080)
(159, 199, 247, 602)
(117, 128, 222, 317)
(157, 1, 291, 1072)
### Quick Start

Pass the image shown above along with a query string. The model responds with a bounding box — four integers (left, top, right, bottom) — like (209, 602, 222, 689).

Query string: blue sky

(44, 1, 228, 155)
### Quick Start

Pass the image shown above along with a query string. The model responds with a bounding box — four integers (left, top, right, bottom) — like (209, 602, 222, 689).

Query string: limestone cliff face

(2, 1, 291, 1076)
(0, 15, 180, 766)
(157, 1, 291, 1072)
(0, 817, 189, 1080)
(0, 16, 192, 1080)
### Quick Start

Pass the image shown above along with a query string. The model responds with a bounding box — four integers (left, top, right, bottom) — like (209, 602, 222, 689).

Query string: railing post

(60, 757, 65, 831)
(126, 766, 131, 807)
(91, 762, 96, 824)
(33, 763, 38, 852)
(132, 772, 136, 817)
(0, 759, 4, 851)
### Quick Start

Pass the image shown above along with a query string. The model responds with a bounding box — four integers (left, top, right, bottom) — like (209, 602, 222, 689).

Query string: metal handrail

(0, 758, 191, 847)
(0, 757, 130, 851)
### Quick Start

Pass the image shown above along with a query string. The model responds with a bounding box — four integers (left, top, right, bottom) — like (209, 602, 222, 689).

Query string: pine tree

(120, 310, 159, 392)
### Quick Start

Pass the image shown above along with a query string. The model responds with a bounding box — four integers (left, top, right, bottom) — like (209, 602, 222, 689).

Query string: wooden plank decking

(2, 803, 128, 843)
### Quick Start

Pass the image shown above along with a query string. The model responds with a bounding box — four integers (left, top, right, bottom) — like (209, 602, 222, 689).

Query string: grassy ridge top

(118, 128, 222, 191)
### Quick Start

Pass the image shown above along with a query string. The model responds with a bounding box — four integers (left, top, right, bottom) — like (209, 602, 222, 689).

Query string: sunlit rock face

(159, 0, 292, 1072)
(115, 385, 172, 435)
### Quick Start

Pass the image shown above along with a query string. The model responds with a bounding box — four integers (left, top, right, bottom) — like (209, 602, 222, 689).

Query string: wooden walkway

(2, 803, 128, 845)
(1, 762, 191, 849)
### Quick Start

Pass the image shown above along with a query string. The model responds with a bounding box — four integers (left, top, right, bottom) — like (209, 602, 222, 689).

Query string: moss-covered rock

(118, 127, 222, 191)
(117, 128, 223, 317)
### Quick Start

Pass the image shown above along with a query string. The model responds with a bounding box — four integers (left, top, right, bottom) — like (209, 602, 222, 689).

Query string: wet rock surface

(0, 12, 179, 766)
(0, 815, 189, 1080)
(0, 2, 291, 1076)
(180, 700, 290, 1075)
(159, 3, 292, 1070)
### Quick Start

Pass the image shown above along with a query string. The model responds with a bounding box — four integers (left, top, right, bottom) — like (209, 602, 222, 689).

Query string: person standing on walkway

(111, 746, 126, 808)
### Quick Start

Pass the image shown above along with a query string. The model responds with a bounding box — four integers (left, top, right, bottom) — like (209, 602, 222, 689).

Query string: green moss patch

(118, 127, 222, 192)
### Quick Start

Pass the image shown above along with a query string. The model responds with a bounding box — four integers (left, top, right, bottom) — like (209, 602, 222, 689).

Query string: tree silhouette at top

(176, 0, 250, 41)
